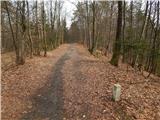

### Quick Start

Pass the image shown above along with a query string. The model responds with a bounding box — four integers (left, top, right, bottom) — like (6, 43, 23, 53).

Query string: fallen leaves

(1, 44, 69, 120)
(1, 43, 160, 120)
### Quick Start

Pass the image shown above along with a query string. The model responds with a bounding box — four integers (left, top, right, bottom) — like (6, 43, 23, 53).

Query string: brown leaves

(2, 44, 160, 120)
(1, 44, 69, 120)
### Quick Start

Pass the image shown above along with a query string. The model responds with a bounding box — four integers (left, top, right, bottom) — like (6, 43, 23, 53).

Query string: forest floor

(1, 43, 160, 120)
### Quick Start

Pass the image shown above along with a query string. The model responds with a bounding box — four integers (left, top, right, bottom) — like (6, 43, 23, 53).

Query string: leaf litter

(1, 44, 160, 120)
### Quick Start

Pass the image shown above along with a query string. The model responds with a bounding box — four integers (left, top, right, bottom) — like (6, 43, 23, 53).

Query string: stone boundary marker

(113, 84, 121, 101)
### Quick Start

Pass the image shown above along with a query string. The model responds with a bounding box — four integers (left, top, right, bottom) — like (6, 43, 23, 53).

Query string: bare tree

(4, 1, 19, 64)
(35, 0, 41, 55)
(26, 1, 33, 58)
(90, 1, 96, 54)
(18, 1, 26, 64)
(41, 0, 47, 57)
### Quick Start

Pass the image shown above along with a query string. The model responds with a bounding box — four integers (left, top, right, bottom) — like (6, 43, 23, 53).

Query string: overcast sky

(51, 0, 146, 28)
(63, 0, 78, 28)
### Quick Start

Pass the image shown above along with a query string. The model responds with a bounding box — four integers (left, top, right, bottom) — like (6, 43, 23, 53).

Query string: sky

(50, 0, 146, 28)
(34, 0, 78, 28)
(62, 0, 144, 28)
(63, 0, 78, 28)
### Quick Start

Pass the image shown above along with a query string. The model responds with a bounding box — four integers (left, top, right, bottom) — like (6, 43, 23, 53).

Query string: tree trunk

(85, 1, 90, 49)
(27, 1, 33, 58)
(110, 1, 122, 66)
(17, 1, 26, 65)
(147, 1, 159, 77)
(106, 1, 114, 55)
(42, 1, 47, 57)
(90, 1, 96, 54)
(35, 1, 41, 55)
(136, 1, 150, 71)
(122, 1, 126, 63)
(129, 1, 133, 65)
(4, 1, 19, 64)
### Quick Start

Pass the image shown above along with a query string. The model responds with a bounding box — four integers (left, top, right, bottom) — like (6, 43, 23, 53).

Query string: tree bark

(19, 1, 26, 64)
(122, 1, 126, 63)
(42, 1, 47, 57)
(27, 1, 33, 58)
(90, 1, 96, 54)
(4, 1, 19, 64)
(110, 1, 122, 66)
(106, 1, 114, 54)
(35, 1, 41, 55)
(84, 1, 90, 49)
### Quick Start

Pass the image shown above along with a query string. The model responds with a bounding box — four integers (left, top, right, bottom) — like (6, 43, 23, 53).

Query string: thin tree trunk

(90, 1, 96, 54)
(141, 1, 149, 40)
(27, 1, 33, 58)
(134, 1, 149, 69)
(85, 1, 90, 49)
(147, 1, 159, 77)
(122, 1, 126, 63)
(4, 1, 19, 64)
(42, 1, 47, 57)
(129, 1, 133, 65)
(35, 1, 41, 55)
(106, 1, 114, 55)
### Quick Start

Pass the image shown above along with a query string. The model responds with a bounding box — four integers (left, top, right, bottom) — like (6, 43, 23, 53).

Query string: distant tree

(90, 1, 96, 54)
(4, 1, 19, 63)
(35, 0, 41, 55)
(41, 0, 47, 57)
(106, 1, 114, 55)
(27, 1, 33, 58)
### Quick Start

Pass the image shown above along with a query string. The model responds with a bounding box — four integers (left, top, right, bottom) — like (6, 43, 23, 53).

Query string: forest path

(2, 44, 160, 120)
(21, 43, 102, 120)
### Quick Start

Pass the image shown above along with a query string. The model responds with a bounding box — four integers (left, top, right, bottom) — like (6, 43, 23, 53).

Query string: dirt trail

(2, 44, 160, 120)
(21, 44, 99, 120)
(2, 44, 98, 120)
